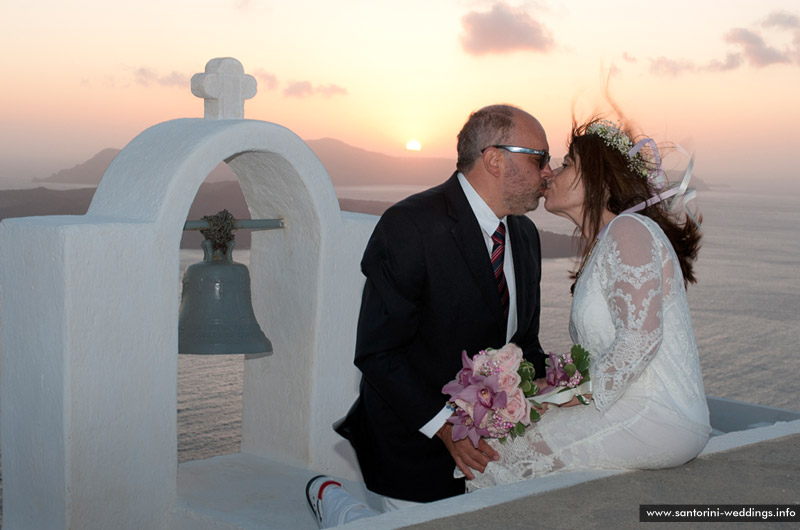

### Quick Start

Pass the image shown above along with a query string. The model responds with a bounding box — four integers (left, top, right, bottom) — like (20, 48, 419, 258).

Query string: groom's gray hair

(456, 104, 518, 173)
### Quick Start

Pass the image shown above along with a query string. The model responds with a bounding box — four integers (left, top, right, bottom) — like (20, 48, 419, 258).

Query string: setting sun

(406, 140, 421, 151)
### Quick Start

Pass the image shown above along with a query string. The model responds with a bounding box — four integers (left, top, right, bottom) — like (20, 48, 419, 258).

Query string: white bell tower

(0, 57, 377, 529)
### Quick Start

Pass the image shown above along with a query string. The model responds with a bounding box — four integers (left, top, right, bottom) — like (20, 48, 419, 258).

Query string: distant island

(0, 183, 578, 258)
(31, 138, 712, 192)
(6, 137, 688, 259)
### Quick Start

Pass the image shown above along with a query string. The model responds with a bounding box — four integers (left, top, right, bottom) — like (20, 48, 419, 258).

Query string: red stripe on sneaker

(318, 480, 342, 498)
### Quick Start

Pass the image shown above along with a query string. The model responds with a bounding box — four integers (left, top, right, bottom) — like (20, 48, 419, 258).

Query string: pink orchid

(442, 350, 477, 398)
(448, 408, 490, 448)
(444, 342, 551, 447)
(546, 351, 565, 386)
(455, 374, 507, 427)
(456, 350, 474, 387)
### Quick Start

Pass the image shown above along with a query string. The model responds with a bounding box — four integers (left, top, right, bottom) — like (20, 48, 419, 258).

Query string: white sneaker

(305, 474, 342, 528)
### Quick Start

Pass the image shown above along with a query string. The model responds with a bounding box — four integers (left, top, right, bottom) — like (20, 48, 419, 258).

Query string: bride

(465, 117, 711, 490)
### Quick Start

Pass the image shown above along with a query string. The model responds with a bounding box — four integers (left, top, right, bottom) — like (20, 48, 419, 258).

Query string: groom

(336, 104, 551, 504)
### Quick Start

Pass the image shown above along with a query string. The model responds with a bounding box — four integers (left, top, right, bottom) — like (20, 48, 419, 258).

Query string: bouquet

(442, 343, 540, 448)
(535, 344, 592, 406)
(442, 343, 592, 448)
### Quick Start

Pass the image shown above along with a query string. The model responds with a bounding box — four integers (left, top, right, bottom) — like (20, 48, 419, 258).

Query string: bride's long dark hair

(568, 116, 703, 285)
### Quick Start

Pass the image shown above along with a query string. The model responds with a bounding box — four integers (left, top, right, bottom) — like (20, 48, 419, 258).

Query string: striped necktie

(491, 222, 510, 321)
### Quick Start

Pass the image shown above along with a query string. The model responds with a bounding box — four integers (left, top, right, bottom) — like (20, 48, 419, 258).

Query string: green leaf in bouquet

(577, 395, 591, 406)
(571, 344, 591, 373)
(564, 363, 577, 378)
(514, 422, 527, 436)
(520, 380, 532, 395)
(529, 408, 541, 423)
(571, 344, 587, 357)
(518, 360, 535, 380)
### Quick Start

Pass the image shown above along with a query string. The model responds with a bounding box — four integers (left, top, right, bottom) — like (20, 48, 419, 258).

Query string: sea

(0, 184, 798, 521)
(175, 184, 800, 463)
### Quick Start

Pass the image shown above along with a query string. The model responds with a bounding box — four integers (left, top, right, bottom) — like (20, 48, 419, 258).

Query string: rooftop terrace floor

(174, 402, 800, 530)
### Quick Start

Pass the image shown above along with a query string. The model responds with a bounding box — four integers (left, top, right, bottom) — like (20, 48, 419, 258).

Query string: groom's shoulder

(368, 184, 448, 242)
(510, 213, 539, 236)
(387, 180, 450, 217)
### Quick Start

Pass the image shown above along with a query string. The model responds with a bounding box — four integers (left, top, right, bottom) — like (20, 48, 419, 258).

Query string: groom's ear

(481, 147, 504, 179)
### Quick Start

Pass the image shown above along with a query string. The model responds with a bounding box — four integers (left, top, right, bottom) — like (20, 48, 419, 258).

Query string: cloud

(648, 9, 800, 76)
(460, 2, 554, 56)
(706, 52, 743, 72)
(649, 57, 696, 77)
(282, 81, 348, 98)
(795, 31, 800, 64)
(761, 10, 800, 64)
(724, 27, 791, 67)
(651, 53, 743, 76)
(133, 67, 189, 88)
(762, 10, 800, 28)
(283, 81, 314, 98)
(253, 69, 278, 91)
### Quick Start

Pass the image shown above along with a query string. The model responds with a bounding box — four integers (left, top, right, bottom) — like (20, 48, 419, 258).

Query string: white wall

(0, 116, 377, 528)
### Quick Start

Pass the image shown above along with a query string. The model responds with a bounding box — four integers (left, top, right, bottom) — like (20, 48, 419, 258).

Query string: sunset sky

(2, 0, 799, 188)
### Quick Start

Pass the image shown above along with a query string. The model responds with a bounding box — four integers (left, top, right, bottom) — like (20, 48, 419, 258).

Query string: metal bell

(179, 239, 272, 354)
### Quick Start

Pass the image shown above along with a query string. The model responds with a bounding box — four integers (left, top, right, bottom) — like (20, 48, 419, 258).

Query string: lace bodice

(465, 214, 710, 491)
(570, 214, 708, 427)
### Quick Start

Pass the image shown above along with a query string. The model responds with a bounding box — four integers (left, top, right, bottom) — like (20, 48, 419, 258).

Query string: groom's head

(457, 104, 552, 218)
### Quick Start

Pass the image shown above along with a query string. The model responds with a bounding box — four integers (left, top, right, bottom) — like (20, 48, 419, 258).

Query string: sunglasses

(482, 145, 551, 170)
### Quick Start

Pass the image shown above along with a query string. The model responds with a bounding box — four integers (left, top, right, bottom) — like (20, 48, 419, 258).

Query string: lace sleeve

(591, 215, 664, 412)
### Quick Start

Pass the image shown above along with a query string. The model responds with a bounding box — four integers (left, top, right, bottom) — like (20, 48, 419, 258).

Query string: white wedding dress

(467, 213, 711, 490)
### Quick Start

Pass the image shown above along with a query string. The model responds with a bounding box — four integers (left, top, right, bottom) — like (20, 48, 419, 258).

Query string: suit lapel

(443, 174, 507, 333)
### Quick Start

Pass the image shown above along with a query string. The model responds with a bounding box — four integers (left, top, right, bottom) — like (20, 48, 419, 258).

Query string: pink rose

(491, 343, 523, 374)
(497, 370, 521, 394)
(471, 350, 489, 375)
(499, 388, 531, 425)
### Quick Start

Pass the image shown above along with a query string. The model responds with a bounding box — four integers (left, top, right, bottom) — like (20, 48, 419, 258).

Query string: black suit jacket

(336, 172, 545, 502)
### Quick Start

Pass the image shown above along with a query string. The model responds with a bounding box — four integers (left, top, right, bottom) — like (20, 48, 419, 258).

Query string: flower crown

(583, 120, 699, 230)
(585, 120, 650, 179)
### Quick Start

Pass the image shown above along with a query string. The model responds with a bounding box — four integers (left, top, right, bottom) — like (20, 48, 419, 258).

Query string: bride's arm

(591, 216, 665, 413)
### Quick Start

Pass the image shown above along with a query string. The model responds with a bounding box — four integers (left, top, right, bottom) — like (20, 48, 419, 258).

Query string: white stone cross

(191, 57, 257, 120)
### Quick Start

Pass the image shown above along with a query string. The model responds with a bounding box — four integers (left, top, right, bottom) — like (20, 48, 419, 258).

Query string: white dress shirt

(419, 173, 518, 438)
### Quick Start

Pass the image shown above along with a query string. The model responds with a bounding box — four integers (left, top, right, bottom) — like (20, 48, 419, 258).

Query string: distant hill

(0, 186, 97, 218)
(31, 138, 457, 188)
(32, 139, 711, 193)
(9, 139, 602, 257)
(11, 136, 716, 258)
(306, 138, 455, 186)
(33, 148, 121, 186)
(34, 148, 237, 186)
(0, 183, 577, 257)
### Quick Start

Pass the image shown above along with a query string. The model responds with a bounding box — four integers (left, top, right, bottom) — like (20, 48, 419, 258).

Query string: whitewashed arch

(1, 78, 375, 529)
